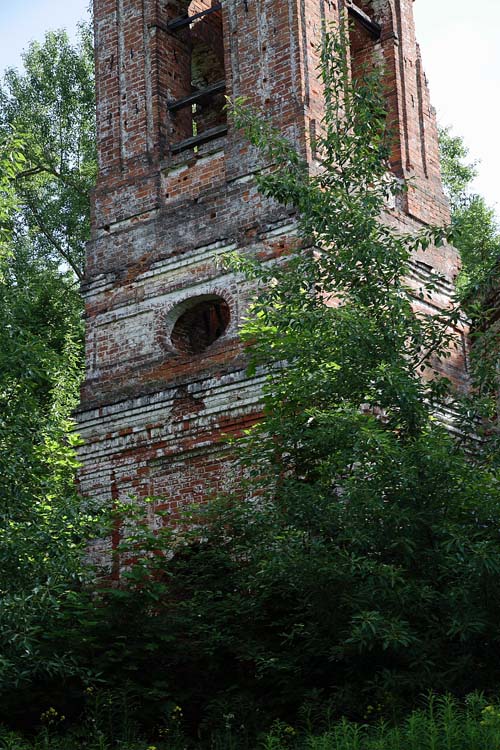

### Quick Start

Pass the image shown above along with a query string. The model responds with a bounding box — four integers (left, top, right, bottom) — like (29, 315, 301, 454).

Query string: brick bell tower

(77, 0, 467, 505)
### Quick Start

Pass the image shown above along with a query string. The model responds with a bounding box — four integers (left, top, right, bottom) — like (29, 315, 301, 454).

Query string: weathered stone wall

(77, 0, 467, 508)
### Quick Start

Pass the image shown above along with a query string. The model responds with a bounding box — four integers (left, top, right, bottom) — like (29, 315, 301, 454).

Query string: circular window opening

(171, 297, 230, 355)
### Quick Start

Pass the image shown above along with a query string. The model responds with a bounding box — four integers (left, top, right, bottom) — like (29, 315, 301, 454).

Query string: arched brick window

(166, 0, 227, 153)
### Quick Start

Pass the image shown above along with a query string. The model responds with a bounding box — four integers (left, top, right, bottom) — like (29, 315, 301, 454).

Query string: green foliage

(439, 127, 478, 211)
(439, 128, 500, 449)
(229, 34, 456, 437)
(0, 23, 103, 706)
(0, 248, 101, 697)
(269, 694, 500, 750)
(0, 308, 86, 648)
(0, 129, 25, 253)
(0, 25, 96, 278)
(439, 127, 500, 297)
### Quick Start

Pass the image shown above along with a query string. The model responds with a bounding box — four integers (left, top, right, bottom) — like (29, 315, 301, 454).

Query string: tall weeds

(3, 694, 499, 750)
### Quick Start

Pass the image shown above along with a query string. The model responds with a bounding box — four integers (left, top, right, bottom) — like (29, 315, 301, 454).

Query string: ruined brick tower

(77, 0, 467, 505)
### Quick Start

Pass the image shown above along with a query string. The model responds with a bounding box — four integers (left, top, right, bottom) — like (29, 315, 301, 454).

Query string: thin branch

(24, 199, 84, 282)
(15, 166, 46, 180)
(16, 155, 89, 199)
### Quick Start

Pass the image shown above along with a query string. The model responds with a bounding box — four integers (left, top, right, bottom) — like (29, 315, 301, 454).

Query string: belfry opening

(166, 0, 227, 152)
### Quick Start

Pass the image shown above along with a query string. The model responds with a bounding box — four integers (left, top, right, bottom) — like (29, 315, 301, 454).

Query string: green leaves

(0, 21, 105, 705)
(0, 26, 96, 279)
(0, 130, 25, 261)
(439, 126, 500, 299)
(438, 128, 500, 455)
(347, 611, 419, 653)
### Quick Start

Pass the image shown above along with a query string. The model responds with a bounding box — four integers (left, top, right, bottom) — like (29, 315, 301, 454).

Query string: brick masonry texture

(77, 0, 468, 508)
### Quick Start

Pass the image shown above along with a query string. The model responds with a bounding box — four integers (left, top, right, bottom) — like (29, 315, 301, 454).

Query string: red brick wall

(78, 0, 467, 510)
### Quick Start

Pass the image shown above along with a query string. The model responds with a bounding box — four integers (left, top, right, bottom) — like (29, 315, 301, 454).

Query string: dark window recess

(168, 0, 227, 153)
(171, 298, 231, 355)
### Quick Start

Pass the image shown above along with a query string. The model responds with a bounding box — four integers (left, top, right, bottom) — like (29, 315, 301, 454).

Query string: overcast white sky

(0, 0, 499, 214)
(413, 0, 500, 215)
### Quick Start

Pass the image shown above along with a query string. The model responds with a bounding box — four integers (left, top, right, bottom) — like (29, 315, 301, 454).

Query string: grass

(1, 694, 500, 749)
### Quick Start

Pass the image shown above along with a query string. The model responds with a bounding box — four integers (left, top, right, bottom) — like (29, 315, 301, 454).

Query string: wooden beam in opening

(168, 80, 226, 113)
(168, 3, 222, 31)
(171, 124, 228, 154)
(347, 2, 381, 39)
